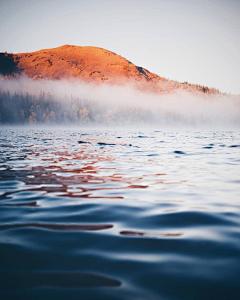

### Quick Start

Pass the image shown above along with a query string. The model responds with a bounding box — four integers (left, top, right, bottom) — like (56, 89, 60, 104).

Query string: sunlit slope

(1, 45, 220, 94)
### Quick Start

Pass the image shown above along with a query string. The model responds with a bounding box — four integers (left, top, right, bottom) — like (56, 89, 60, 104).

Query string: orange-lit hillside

(0, 45, 220, 95)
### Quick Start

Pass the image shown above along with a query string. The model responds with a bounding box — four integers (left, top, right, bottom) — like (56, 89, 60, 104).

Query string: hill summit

(0, 45, 219, 95)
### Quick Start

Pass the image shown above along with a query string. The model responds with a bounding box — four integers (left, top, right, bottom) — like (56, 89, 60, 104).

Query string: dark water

(0, 128, 240, 300)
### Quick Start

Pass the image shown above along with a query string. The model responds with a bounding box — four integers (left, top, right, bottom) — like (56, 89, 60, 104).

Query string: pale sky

(0, 0, 239, 94)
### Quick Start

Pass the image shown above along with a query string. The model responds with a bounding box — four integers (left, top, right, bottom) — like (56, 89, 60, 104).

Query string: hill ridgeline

(0, 45, 220, 95)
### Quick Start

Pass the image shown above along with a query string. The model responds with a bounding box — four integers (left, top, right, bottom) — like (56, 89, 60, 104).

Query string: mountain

(0, 45, 220, 95)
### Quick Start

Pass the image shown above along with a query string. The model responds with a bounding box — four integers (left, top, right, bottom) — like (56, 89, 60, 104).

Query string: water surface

(0, 128, 240, 300)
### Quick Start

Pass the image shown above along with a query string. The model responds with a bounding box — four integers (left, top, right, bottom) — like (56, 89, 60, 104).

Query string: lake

(0, 127, 240, 300)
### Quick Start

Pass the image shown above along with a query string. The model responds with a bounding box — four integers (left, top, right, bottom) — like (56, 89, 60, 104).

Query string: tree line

(0, 89, 153, 125)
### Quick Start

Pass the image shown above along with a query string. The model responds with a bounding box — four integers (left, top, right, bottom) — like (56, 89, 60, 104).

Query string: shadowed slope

(0, 45, 220, 94)
(0, 53, 22, 76)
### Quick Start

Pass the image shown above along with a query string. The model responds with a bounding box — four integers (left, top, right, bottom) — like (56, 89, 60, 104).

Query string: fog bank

(0, 76, 239, 128)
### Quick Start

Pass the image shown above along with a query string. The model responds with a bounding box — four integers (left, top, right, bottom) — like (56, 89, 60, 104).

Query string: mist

(0, 76, 239, 129)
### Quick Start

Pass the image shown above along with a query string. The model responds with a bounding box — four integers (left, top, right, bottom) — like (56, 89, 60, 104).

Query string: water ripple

(0, 128, 240, 300)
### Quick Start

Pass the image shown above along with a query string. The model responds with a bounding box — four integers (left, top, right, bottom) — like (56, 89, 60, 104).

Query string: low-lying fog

(0, 76, 239, 129)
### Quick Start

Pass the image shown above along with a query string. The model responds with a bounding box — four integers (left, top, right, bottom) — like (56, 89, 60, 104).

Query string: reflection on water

(0, 128, 240, 300)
